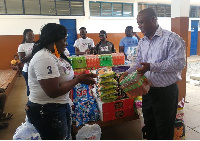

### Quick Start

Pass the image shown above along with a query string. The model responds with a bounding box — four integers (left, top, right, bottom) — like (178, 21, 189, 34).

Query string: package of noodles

(120, 71, 151, 99)
(96, 69, 118, 103)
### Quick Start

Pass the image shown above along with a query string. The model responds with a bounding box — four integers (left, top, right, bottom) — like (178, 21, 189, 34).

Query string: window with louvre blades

(56, 0, 70, 15)
(101, 3, 111, 16)
(156, 5, 165, 17)
(90, 1, 133, 17)
(138, 3, 171, 17)
(70, 0, 84, 16)
(24, 0, 40, 15)
(113, 3, 122, 16)
(123, 3, 133, 17)
(40, 0, 56, 15)
(90, 2, 100, 16)
(0, 0, 6, 14)
(165, 5, 171, 17)
(6, 0, 23, 14)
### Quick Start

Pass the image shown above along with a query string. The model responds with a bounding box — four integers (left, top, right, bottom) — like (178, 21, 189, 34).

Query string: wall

(0, 35, 39, 70)
(0, 32, 144, 70)
(0, 0, 200, 70)
(0, 31, 194, 70)
(0, 3, 171, 70)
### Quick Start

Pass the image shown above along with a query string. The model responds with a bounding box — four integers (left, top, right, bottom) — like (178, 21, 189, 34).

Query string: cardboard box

(96, 98, 134, 122)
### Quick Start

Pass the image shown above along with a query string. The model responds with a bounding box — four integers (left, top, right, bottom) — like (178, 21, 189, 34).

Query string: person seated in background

(119, 26, 140, 61)
(74, 27, 95, 55)
(94, 30, 115, 55)
(11, 55, 22, 77)
(0, 91, 13, 129)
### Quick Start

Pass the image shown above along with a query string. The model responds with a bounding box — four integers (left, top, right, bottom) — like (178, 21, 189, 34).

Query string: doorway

(190, 20, 199, 56)
(60, 19, 77, 56)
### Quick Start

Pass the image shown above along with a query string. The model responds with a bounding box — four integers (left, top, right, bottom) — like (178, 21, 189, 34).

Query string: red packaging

(96, 98, 134, 122)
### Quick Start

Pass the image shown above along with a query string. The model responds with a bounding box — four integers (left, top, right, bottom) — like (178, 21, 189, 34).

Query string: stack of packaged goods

(112, 66, 130, 100)
(174, 98, 185, 140)
(73, 68, 87, 75)
(133, 96, 146, 139)
(71, 56, 100, 127)
(71, 54, 139, 124)
(71, 56, 87, 69)
(97, 70, 118, 103)
(120, 71, 151, 99)
(111, 53, 125, 66)
(113, 73, 128, 100)
(71, 83, 100, 127)
(99, 54, 113, 67)
(86, 55, 100, 69)
(93, 68, 134, 122)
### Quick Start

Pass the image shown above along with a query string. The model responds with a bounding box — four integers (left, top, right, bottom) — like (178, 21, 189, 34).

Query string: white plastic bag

(13, 117, 41, 140)
(76, 124, 101, 140)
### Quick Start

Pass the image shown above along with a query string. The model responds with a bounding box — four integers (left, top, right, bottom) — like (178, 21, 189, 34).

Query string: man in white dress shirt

(120, 8, 186, 140)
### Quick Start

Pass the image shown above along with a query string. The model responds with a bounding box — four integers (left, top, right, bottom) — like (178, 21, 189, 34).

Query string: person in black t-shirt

(94, 30, 115, 55)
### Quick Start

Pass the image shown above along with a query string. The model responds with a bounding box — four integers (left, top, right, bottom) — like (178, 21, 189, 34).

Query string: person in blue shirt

(119, 26, 140, 60)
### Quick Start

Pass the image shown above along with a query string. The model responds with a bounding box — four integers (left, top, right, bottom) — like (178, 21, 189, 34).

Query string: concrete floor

(0, 76, 27, 140)
(1, 56, 200, 139)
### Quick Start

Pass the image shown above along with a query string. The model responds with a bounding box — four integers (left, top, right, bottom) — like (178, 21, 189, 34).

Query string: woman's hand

(77, 73, 97, 85)
(119, 72, 129, 82)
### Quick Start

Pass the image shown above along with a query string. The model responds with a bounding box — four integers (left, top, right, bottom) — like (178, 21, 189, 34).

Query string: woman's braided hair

(32, 23, 67, 56)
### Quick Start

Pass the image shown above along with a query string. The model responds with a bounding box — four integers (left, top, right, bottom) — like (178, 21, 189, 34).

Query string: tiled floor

(1, 57, 200, 139)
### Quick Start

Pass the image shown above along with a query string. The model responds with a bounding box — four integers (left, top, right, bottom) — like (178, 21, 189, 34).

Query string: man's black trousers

(142, 83, 178, 140)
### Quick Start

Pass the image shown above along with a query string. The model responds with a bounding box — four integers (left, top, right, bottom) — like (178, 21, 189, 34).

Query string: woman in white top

(26, 23, 97, 140)
(18, 29, 34, 96)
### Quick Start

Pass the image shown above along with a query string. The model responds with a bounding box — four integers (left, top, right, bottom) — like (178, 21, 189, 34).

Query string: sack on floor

(76, 124, 101, 140)
(13, 118, 41, 140)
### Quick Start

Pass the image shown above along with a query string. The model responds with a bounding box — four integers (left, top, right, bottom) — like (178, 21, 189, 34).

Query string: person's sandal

(0, 123, 9, 129)
(1, 112, 13, 120)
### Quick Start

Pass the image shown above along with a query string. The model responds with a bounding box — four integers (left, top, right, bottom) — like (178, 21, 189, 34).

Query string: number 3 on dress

(47, 66, 52, 74)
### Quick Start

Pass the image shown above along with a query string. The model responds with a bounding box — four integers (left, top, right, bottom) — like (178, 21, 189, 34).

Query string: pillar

(171, 0, 190, 102)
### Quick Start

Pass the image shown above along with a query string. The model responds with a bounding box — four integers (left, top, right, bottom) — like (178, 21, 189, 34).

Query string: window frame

(190, 6, 200, 18)
(89, 1, 134, 17)
(0, 0, 85, 16)
(138, 3, 171, 17)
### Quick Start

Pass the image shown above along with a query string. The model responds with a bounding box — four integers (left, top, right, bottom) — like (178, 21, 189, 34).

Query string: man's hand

(85, 49, 90, 54)
(119, 72, 129, 82)
(133, 32, 140, 40)
(133, 32, 138, 36)
(137, 62, 150, 76)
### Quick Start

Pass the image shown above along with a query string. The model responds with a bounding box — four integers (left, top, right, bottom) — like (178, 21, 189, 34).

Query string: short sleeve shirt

(28, 48, 74, 104)
(119, 36, 138, 56)
(95, 41, 115, 54)
(18, 43, 34, 72)
(73, 37, 95, 52)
